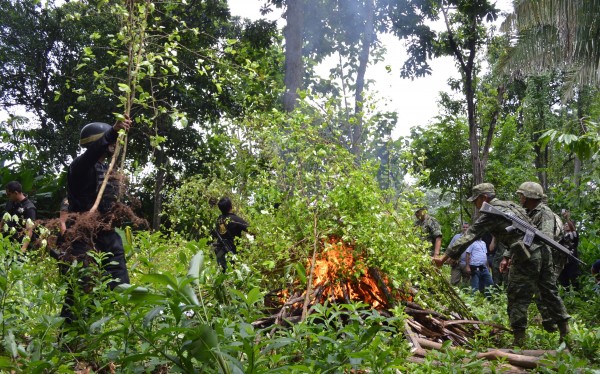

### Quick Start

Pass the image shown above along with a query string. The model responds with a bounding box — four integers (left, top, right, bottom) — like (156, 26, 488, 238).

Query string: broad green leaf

(264, 337, 297, 351)
(180, 284, 200, 306)
(0, 356, 14, 369)
(90, 316, 112, 333)
(558, 133, 578, 145)
(188, 251, 204, 286)
(295, 262, 307, 285)
(358, 324, 381, 345)
(143, 307, 165, 328)
(117, 83, 131, 93)
(245, 287, 262, 306)
(141, 273, 178, 288)
(183, 324, 219, 362)
(2, 332, 17, 358)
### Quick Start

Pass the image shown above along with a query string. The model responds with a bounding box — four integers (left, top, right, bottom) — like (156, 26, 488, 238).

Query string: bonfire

(255, 236, 556, 372)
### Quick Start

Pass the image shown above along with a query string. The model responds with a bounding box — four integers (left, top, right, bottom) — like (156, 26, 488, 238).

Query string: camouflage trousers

(552, 251, 568, 278)
(450, 263, 470, 287)
(535, 250, 568, 329)
(492, 250, 508, 287)
(506, 245, 570, 331)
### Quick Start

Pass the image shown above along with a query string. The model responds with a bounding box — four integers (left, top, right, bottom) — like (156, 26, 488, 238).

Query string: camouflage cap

(467, 183, 495, 202)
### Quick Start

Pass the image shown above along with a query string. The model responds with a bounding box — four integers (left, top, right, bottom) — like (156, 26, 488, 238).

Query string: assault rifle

(212, 227, 233, 254)
(480, 202, 585, 266)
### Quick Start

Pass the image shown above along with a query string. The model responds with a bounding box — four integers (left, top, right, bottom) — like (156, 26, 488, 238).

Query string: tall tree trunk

(152, 147, 166, 231)
(282, 0, 305, 112)
(533, 95, 548, 190)
(533, 135, 548, 190)
(573, 155, 582, 186)
(351, 0, 374, 157)
(466, 73, 483, 185)
(573, 87, 590, 187)
(481, 85, 505, 169)
(442, 7, 483, 185)
(152, 115, 168, 231)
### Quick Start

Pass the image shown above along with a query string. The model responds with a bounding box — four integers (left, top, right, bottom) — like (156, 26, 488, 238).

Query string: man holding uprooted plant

(60, 117, 132, 325)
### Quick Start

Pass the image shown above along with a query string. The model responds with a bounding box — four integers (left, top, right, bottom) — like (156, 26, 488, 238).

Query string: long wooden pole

(302, 210, 319, 321)
(90, 0, 149, 213)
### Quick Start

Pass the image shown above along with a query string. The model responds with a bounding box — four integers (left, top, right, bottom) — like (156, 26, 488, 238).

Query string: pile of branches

(254, 272, 558, 372)
(404, 320, 554, 372)
(402, 301, 557, 371)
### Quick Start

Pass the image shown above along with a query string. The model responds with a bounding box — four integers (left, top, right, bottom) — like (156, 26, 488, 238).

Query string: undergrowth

(1, 230, 599, 373)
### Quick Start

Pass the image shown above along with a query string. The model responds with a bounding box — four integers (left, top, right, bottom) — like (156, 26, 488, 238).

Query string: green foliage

(567, 320, 600, 364)
(485, 115, 537, 196)
(0, 238, 64, 368)
(162, 177, 232, 239)
(1, 222, 600, 371)
(0, 225, 413, 372)
(540, 121, 600, 164)
(502, 0, 600, 92)
(0, 0, 285, 225)
(408, 117, 471, 198)
(546, 176, 600, 266)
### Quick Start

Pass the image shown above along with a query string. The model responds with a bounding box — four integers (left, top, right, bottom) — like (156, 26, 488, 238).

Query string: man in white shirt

(465, 239, 494, 296)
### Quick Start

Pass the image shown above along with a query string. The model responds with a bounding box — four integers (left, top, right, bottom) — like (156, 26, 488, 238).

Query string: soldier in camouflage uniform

(540, 194, 567, 275)
(516, 182, 569, 337)
(414, 207, 442, 257)
(490, 236, 508, 287)
(434, 183, 569, 346)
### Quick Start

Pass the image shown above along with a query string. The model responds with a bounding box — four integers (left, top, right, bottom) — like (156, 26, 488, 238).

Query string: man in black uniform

(213, 197, 249, 272)
(2, 181, 37, 253)
(61, 118, 131, 323)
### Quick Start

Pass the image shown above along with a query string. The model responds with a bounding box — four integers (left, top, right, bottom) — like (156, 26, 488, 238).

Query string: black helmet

(80, 122, 112, 147)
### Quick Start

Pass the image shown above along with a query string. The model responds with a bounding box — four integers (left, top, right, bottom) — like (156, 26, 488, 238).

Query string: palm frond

(501, 0, 600, 88)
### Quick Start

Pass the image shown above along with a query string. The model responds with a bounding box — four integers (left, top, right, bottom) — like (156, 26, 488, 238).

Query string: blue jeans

(470, 265, 494, 297)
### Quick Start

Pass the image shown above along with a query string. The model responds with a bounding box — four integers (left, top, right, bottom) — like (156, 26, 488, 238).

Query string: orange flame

(277, 288, 290, 302)
(307, 237, 390, 309)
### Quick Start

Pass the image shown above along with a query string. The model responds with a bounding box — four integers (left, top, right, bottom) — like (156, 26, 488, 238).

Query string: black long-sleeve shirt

(214, 213, 249, 254)
(67, 128, 118, 213)
(3, 197, 36, 242)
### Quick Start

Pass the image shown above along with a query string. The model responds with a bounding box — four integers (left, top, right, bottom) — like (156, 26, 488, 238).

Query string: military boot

(512, 329, 526, 347)
(542, 320, 557, 332)
(558, 320, 570, 343)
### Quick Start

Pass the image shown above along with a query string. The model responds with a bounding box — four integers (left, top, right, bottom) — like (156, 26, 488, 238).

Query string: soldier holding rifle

(514, 182, 568, 334)
(433, 183, 570, 346)
(212, 197, 249, 272)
